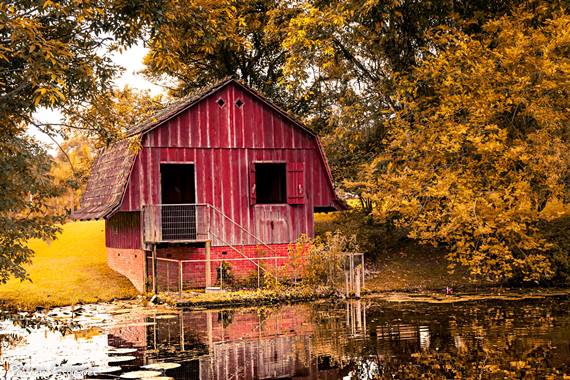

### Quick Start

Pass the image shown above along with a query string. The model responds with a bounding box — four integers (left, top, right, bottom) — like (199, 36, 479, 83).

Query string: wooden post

(143, 249, 149, 293)
(361, 254, 365, 290)
(345, 270, 349, 298)
(257, 263, 260, 289)
(179, 260, 183, 295)
(349, 253, 354, 291)
(205, 240, 211, 288)
(220, 260, 223, 289)
(356, 300, 362, 331)
(355, 266, 361, 298)
(152, 244, 158, 294)
(207, 311, 213, 353)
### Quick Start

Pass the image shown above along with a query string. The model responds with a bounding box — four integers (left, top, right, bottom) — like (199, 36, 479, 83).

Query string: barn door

(287, 162, 305, 204)
(160, 164, 197, 241)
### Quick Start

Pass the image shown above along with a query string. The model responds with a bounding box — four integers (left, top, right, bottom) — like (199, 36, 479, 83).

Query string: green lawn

(0, 220, 138, 310)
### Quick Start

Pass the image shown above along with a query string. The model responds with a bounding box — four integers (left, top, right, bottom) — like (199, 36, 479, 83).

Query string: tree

(365, 5, 569, 282)
(64, 86, 164, 146)
(48, 132, 95, 217)
(49, 87, 164, 216)
(142, 0, 294, 105)
(0, 135, 64, 283)
(273, 0, 532, 206)
(0, 0, 161, 282)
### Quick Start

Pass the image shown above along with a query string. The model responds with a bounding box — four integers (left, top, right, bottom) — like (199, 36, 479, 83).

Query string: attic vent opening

(216, 98, 225, 107)
(235, 99, 244, 108)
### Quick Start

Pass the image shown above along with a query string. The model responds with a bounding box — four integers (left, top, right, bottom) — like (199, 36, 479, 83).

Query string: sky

(30, 43, 165, 152)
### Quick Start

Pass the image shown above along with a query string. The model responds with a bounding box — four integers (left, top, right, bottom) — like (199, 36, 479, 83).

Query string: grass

(314, 211, 493, 292)
(167, 286, 339, 308)
(0, 220, 138, 310)
(365, 246, 486, 292)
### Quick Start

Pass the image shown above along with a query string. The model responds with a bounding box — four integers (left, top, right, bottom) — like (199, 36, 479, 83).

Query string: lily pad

(90, 366, 122, 374)
(107, 355, 136, 363)
(142, 362, 181, 371)
(120, 370, 162, 379)
(107, 347, 138, 355)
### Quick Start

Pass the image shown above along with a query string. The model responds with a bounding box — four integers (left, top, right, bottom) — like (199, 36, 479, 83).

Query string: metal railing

(142, 204, 279, 254)
(143, 204, 210, 243)
(149, 256, 289, 292)
(142, 203, 283, 287)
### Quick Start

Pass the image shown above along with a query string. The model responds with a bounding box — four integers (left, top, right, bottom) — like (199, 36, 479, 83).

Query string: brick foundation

(107, 247, 146, 292)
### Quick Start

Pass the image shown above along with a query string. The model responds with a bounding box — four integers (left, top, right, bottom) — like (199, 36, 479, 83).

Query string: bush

(302, 230, 359, 287)
(315, 210, 408, 261)
(216, 261, 234, 286)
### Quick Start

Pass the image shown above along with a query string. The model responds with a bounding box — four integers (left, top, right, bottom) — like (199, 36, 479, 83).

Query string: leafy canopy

(0, 0, 160, 282)
(366, 6, 569, 282)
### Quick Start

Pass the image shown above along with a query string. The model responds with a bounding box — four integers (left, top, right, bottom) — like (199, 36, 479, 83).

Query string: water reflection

(0, 297, 569, 379)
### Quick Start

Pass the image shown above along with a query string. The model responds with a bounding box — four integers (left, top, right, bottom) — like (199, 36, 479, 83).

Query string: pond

(0, 295, 569, 379)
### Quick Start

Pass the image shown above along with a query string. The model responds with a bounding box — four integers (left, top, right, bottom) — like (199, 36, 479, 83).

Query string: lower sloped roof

(71, 139, 137, 220)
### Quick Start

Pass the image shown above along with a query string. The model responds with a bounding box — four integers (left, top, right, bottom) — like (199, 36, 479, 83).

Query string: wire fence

(148, 255, 291, 293)
(344, 252, 365, 298)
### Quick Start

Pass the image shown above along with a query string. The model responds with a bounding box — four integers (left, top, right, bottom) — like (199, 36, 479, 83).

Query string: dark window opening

(216, 98, 225, 107)
(255, 163, 286, 204)
(160, 164, 196, 241)
(235, 99, 244, 108)
(161, 164, 195, 204)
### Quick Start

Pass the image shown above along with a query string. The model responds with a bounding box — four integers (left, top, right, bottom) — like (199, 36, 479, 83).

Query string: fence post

(205, 240, 211, 288)
(355, 266, 361, 298)
(348, 253, 354, 291)
(345, 270, 349, 298)
(274, 256, 278, 284)
(179, 260, 183, 295)
(152, 244, 158, 294)
(361, 254, 365, 290)
(220, 260, 223, 290)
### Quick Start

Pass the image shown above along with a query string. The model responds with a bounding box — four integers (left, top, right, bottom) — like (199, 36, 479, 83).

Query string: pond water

(0, 295, 569, 379)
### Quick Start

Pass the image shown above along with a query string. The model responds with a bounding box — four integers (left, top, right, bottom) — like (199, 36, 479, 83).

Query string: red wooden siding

(287, 162, 305, 204)
(106, 212, 141, 249)
(111, 82, 337, 248)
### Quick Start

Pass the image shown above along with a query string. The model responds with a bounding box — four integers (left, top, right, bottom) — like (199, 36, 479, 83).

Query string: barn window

(253, 163, 286, 204)
(216, 98, 225, 107)
(235, 99, 244, 108)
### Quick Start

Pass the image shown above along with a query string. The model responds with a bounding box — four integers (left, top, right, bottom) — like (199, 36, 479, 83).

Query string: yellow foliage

(364, 6, 569, 283)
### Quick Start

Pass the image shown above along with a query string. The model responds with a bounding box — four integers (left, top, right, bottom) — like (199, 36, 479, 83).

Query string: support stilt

(205, 240, 212, 288)
(152, 244, 157, 294)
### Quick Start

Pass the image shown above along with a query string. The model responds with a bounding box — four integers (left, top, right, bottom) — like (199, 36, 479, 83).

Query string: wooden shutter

(287, 162, 305, 204)
(249, 163, 256, 205)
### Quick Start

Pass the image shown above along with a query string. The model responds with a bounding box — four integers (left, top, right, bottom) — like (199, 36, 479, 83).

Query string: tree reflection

(308, 298, 569, 379)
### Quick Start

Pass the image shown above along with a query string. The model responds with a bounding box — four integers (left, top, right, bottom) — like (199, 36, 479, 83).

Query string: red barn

(73, 79, 345, 292)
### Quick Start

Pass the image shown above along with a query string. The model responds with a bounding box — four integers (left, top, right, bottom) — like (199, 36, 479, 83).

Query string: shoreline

(2, 284, 569, 312)
(161, 286, 570, 310)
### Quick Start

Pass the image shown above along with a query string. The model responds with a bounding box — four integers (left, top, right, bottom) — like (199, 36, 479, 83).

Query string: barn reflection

(105, 301, 441, 379)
